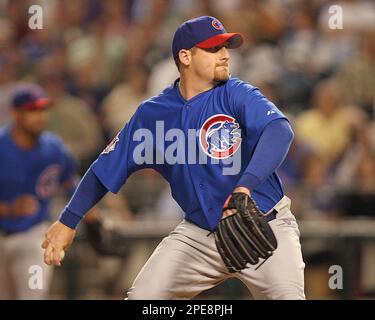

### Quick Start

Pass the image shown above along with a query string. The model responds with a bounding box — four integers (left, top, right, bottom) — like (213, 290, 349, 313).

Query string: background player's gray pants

(0, 222, 53, 299)
(127, 196, 305, 300)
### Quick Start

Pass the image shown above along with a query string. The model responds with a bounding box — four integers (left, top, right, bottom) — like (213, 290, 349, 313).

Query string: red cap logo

(212, 19, 224, 31)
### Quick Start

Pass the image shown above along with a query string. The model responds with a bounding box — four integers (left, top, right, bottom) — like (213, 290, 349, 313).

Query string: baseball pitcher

(42, 16, 305, 300)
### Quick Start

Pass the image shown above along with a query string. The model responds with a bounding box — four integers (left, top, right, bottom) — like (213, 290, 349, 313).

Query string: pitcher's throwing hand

(42, 221, 75, 267)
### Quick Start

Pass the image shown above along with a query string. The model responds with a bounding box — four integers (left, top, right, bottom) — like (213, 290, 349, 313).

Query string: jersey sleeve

(91, 107, 145, 194)
(228, 80, 288, 141)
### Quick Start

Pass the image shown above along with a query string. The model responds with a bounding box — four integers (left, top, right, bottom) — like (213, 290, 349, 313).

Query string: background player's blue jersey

(92, 77, 288, 231)
(0, 127, 76, 233)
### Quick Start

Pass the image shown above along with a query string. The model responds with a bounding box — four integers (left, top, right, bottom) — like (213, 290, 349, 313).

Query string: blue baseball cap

(172, 16, 243, 58)
(11, 84, 50, 110)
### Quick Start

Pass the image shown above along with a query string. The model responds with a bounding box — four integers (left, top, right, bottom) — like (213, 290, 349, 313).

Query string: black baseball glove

(84, 218, 130, 257)
(214, 192, 278, 273)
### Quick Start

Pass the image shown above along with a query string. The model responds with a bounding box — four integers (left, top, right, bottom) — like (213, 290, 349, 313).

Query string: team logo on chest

(199, 114, 242, 159)
(36, 164, 61, 199)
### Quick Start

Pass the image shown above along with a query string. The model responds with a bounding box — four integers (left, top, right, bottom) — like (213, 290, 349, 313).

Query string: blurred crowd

(1, 0, 375, 223)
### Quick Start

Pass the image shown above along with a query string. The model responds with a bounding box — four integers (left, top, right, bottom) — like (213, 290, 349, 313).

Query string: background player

(42, 16, 305, 300)
(0, 84, 78, 299)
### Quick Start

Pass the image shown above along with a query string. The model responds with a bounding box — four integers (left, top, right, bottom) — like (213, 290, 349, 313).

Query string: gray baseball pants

(127, 196, 305, 300)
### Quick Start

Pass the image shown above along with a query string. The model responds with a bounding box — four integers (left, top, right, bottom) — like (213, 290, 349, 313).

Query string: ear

(11, 108, 18, 119)
(12, 107, 25, 120)
(178, 49, 191, 68)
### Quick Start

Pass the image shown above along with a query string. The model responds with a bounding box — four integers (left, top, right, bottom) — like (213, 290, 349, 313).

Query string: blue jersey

(0, 127, 76, 233)
(92, 77, 287, 231)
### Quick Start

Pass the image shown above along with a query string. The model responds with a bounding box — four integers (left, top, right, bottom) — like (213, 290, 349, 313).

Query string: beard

(213, 65, 230, 82)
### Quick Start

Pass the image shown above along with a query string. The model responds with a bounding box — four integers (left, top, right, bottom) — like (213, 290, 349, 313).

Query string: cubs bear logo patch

(199, 114, 241, 159)
(36, 164, 61, 199)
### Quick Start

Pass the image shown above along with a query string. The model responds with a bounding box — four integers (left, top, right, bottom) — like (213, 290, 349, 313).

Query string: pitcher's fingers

(41, 238, 49, 249)
(44, 245, 53, 265)
(52, 248, 63, 267)
(222, 209, 237, 218)
(44, 246, 53, 265)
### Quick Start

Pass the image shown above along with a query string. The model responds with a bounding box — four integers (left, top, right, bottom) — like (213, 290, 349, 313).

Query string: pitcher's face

(190, 42, 231, 83)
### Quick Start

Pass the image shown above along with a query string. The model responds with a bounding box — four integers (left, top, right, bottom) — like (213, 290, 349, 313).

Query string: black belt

(0, 229, 20, 237)
(264, 209, 278, 222)
(0, 230, 9, 237)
